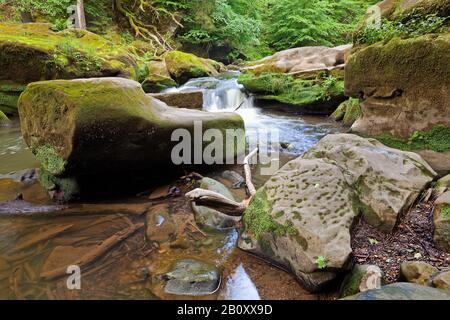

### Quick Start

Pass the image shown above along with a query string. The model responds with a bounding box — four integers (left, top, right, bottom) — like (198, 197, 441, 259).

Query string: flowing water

(0, 73, 342, 300)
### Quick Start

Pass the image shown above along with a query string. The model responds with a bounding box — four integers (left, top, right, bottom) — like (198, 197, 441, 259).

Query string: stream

(0, 73, 342, 300)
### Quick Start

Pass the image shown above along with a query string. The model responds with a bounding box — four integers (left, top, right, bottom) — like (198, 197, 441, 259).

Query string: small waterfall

(163, 72, 254, 112)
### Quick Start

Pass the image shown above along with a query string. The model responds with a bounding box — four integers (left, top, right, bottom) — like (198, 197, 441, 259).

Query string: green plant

(315, 256, 327, 269)
(356, 13, 447, 45)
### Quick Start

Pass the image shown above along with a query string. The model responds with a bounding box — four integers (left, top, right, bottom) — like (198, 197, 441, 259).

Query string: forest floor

(351, 193, 450, 283)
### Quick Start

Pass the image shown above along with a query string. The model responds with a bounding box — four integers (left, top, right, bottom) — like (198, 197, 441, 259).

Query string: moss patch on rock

(331, 98, 361, 125)
(374, 125, 450, 153)
(32, 144, 67, 176)
(242, 187, 298, 241)
(442, 206, 450, 219)
(0, 110, 9, 123)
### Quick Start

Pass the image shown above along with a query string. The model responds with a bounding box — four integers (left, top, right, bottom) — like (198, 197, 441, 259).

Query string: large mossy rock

(18, 78, 245, 201)
(346, 0, 450, 172)
(303, 134, 436, 232)
(164, 51, 221, 84)
(239, 133, 435, 292)
(343, 282, 450, 300)
(0, 23, 137, 113)
(239, 158, 358, 292)
(433, 191, 450, 253)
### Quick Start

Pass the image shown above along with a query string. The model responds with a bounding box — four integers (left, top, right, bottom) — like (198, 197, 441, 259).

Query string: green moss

(342, 98, 362, 126)
(38, 168, 80, 201)
(142, 75, 177, 93)
(164, 50, 219, 84)
(32, 145, 67, 176)
(0, 110, 9, 123)
(238, 71, 344, 107)
(259, 238, 275, 256)
(242, 187, 299, 242)
(442, 206, 450, 219)
(374, 125, 450, 153)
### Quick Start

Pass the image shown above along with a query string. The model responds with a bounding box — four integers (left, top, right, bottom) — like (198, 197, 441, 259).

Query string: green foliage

(442, 206, 450, 219)
(315, 256, 327, 269)
(178, 0, 265, 60)
(264, 0, 377, 50)
(375, 125, 450, 153)
(356, 13, 447, 45)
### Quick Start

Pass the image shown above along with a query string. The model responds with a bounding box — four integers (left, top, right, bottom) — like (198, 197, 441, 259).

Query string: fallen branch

(185, 148, 258, 216)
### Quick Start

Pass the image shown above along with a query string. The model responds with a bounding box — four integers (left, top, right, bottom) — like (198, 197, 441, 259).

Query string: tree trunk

(76, 0, 87, 29)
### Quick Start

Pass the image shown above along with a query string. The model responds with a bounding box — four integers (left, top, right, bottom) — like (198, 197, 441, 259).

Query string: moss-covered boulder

(303, 134, 436, 232)
(0, 23, 138, 113)
(148, 91, 203, 109)
(18, 78, 245, 201)
(141, 60, 177, 93)
(239, 158, 358, 292)
(433, 191, 450, 253)
(238, 71, 346, 115)
(164, 51, 221, 84)
(346, 0, 450, 171)
(239, 133, 435, 292)
(342, 282, 450, 300)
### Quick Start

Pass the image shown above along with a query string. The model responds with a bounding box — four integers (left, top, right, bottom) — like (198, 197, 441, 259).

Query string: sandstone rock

(303, 134, 436, 232)
(18, 78, 245, 201)
(435, 175, 450, 194)
(192, 178, 239, 230)
(346, 9, 450, 172)
(330, 98, 361, 126)
(433, 191, 450, 253)
(244, 44, 352, 75)
(149, 91, 203, 109)
(342, 282, 450, 300)
(400, 261, 438, 285)
(239, 158, 357, 292)
(431, 270, 450, 290)
(340, 264, 383, 298)
(164, 51, 220, 84)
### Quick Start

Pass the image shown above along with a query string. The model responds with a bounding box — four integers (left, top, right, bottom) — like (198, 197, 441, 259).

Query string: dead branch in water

(185, 148, 258, 216)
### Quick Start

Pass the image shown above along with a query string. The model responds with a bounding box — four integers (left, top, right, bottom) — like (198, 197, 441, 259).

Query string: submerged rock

(145, 204, 176, 244)
(343, 282, 450, 300)
(164, 259, 220, 296)
(340, 264, 383, 298)
(303, 134, 436, 232)
(164, 51, 221, 84)
(433, 191, 450, 253)
(148, 91, 203, 109)
(239, 133, 435, 292)
(18, 78, 245, 201)
(222, 170, 245, 189)
(192, 178, 239, 230)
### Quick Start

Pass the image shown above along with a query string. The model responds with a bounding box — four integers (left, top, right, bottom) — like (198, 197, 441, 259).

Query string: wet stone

(164, 259, 220, 296)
